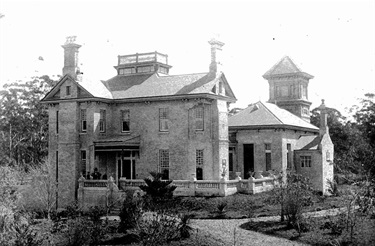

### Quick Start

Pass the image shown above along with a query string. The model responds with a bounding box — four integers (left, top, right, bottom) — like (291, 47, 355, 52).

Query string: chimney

(61, 36, 81, 79)
(319, 99, 329, 136)
(208, 37, 224, 78)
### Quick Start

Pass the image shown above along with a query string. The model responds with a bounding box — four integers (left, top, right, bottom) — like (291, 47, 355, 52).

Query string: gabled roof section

(228, 101, 319, 131)
(295, 135, 321, 150)
(41, 74, 112, 102)
(263, 56, 313, 79)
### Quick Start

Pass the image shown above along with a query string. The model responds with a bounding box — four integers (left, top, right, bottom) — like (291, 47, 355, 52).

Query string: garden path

(190, 207, 347, 246)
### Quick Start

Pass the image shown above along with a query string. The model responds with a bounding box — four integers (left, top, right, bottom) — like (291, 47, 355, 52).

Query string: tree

(0, 75, 58, 169)
(310, 94, 375, 178)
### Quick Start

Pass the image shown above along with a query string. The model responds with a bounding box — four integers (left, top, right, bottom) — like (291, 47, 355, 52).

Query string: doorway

(116, 150, 138, 181)
(243, 144, 254, 179)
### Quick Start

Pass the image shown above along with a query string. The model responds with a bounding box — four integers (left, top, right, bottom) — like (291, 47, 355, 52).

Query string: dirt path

(190, 207, 348, 246)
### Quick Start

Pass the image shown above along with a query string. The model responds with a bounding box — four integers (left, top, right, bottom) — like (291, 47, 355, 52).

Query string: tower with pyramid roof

(263, 56, 313, 122)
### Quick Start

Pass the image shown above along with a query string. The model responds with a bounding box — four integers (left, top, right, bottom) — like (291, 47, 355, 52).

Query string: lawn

(241, 214, 375, 245)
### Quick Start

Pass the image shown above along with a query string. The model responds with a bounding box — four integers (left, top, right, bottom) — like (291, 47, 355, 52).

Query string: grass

(241, 214, 375, 246)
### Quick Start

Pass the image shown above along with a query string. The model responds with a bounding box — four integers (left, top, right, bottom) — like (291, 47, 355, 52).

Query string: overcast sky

(0, 0, 374, 115)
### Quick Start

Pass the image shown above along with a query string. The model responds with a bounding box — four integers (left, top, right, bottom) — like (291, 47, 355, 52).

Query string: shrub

(268, 173, 313, 234)
(139, 172, 177, 203)
(136, 212, 189, 246)
(119, 196, 144, 232)
(215, 201, 227, 219)
(327, 178, 340, 197)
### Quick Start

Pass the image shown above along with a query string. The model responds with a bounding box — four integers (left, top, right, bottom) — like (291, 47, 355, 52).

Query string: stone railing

(78, 176, 125, 210)
(238, 171, 281, 194)
(78, 171, 281, 202)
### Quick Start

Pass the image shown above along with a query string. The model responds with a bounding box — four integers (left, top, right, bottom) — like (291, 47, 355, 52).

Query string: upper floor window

(159, 108, 169, 132)
(301, 155, 312, 167)
(265, 143, 272, 171)
(159, 149, 170, 180)
(66, 86, 71, 96)
(99, 110, 106, 133)
(121, 110, 130, 132)
(81, 109, 87, 132)
(195, 106, 204, 131)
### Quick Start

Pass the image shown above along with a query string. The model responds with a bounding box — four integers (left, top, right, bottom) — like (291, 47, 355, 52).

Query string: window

(287, 144, 292, 169)
(119, 68, 136, 75)
(66, 86, 71, 96)
(301, 156, 312, 167)
(158, 66, 168, 74)
(196, 149, 204, 180)
(81, 109, 87, 132)
(302, 85, 307, 99)
(326, 151, 331, 162)
(121, 110, 130, 132)
(229, 152, 234, 172)
(159, 149, 170, 180)
(81, 151, 87, 175)
(265, 143, 271, 171)
(56, 111, 59, 134)
(137, 66, 154, 73)
(195, 106, 204, 131)
(159, 108, 169, 132)
(99, 110, 106, 133)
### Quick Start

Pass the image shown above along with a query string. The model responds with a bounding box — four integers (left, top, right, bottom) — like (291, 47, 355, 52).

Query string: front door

(243, 144, 254, 179)
(116, 150, 138, 181)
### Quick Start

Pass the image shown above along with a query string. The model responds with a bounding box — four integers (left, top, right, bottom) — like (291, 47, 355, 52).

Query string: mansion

(42, 37, 333, 207)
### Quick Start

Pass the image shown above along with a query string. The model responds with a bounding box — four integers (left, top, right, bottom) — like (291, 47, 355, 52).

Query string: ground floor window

(159, 149, 170, 180)
(196, 149, 204, 180)
(265, 143, 272, 171)
(81, 150, 86, 175)
(300, 155, 312, 167)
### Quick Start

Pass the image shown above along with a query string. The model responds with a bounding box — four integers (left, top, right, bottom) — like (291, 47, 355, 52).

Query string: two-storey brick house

(42, 37, 236, 207)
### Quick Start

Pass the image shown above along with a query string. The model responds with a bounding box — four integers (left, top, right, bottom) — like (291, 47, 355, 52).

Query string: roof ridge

(259, 101, 284, 124)
(161, 72, 208, 77)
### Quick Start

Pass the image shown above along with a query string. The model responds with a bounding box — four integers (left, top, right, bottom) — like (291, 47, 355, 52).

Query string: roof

(228, 101, 319, 131)
(295, 135, 321, 150)
(103, 72, 218, 99)
(263, 56, 313, 79)
(94, 135, 141, 147)
(42, 72, 236, 102)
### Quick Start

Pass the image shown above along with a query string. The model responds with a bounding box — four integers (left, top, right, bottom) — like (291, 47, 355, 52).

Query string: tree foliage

(310, 93, 375, 178)
(0, 75, 58, 169)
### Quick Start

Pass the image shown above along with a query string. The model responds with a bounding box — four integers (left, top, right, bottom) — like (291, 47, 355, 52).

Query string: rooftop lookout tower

(114, 52, 172, 76)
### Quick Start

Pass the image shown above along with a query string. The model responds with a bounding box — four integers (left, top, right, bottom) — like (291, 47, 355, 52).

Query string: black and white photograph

(0, 0, 374, 245)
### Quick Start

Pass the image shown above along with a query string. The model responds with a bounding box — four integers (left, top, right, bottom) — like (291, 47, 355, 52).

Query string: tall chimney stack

(208, 37, 224, 78)
(319, 99, 329, 136)
(62, 36, 81, 79)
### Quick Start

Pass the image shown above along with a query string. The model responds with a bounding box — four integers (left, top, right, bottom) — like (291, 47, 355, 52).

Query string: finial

(65, 36, 77, 44)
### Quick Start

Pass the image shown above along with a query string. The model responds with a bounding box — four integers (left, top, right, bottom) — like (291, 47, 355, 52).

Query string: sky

(0, 0, 374, 115)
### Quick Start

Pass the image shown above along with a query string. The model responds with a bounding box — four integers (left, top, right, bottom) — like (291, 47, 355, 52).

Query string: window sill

(158, 131, 169, 134)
